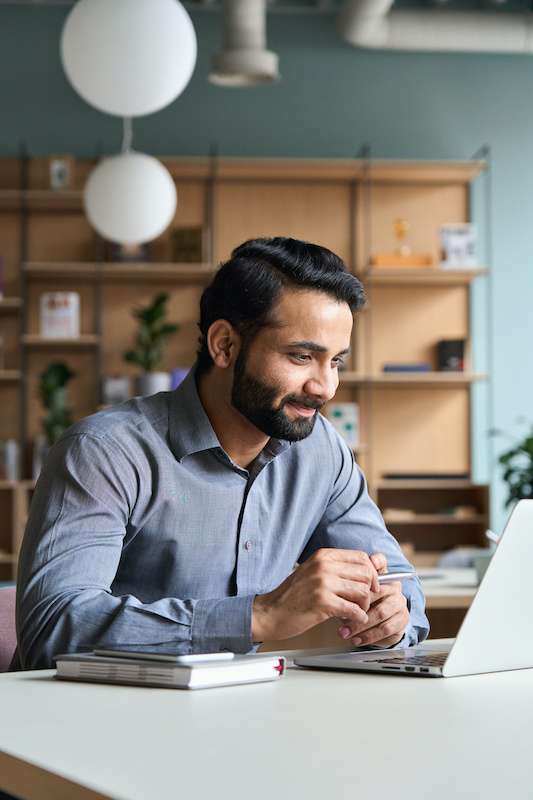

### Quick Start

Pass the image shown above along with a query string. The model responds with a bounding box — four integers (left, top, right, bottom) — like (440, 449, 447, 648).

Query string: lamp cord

(122, 117, 133, 153)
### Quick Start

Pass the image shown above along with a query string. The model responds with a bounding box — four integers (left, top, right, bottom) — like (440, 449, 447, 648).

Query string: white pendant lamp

(61, 0, 197, 117)
(84, 152, 177, 245)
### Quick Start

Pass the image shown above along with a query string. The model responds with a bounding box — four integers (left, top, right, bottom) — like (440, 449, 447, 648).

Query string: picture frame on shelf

(326, 402, 360, 450)
(48, 154, 75, 191)
(170, 226, 206, 263)
(39, 292, 80, 339)
(439, 223, 477, 269)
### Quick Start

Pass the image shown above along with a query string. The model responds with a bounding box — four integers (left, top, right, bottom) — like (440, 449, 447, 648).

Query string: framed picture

(326, 402, 360, 449)
(48, 155, 75, 191)
(440, 223, 477, 269)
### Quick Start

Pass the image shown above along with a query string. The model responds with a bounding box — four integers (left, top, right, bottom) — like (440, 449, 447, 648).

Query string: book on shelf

(382, 363, 431, 373)
(54, 649, 286, 691)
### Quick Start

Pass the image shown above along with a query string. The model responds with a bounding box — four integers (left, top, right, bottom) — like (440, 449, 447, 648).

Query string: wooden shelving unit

(24, 262, 217, 283)
(0, 154, 490, 586)
(22, 335, 100, 349)
(363, 268, 488, 286)
(0, 371, 21, 383)
(340, 372, 487, 387)
(382, 514, 487, 526)
(0, 298, 22, 312)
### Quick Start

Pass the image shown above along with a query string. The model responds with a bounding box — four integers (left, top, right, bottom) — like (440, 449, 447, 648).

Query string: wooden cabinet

(0, 155, 489, 579)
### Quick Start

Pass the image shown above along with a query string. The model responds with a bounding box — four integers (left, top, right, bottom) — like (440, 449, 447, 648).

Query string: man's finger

(339, 590, 407, 638)
(335, 563, 377, 587)
(350, 608, 409, 647)
(336, 578, 372, 612)
(334, 597, 369, 626)
(370, 552, 387, 574)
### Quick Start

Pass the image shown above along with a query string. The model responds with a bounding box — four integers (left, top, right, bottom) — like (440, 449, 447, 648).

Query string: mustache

(282, 397, 324, 411)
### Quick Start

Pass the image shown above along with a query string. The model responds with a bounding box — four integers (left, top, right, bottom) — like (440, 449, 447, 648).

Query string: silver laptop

(295, 499, 533, 678)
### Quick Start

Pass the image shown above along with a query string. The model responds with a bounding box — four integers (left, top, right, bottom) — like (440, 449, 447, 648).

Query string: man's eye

(289, 353, 311, 362)
(333, 357, 345, 367)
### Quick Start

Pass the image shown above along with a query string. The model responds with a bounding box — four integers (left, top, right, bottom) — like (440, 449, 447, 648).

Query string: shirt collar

(168, 366, 291, 464)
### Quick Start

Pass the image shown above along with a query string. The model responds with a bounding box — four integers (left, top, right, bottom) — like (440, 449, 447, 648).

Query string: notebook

(55, 650, 286, 690)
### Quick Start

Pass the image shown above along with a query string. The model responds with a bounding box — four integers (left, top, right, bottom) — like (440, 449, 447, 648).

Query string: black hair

(196, 236, 366, 375)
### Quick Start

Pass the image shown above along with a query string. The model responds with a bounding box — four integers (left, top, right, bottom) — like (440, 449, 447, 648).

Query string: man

(14, 237, 428, 670)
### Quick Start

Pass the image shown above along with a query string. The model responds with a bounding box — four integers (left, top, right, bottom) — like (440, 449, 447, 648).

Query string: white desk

(1, 643, 533, 800)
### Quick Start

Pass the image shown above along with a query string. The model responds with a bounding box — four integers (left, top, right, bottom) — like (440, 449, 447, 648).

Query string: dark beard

(231, 350, 323, 442)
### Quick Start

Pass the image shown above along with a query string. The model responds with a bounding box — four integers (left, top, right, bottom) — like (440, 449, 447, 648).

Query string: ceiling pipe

(209, 0, 280, 87)
(339, 0, 533, 54)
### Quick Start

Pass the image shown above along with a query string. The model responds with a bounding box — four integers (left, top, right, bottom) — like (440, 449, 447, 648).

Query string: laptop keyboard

(362, 652, 449, 667)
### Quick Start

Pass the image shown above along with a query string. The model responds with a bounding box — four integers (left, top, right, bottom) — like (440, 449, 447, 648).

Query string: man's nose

(304, 368, 338, 402)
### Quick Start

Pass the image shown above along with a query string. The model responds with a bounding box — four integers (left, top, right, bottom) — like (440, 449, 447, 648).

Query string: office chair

(0, 587, 16, 672)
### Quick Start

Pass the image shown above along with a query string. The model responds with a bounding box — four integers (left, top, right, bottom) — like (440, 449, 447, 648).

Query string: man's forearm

(17, 588, 256, 669)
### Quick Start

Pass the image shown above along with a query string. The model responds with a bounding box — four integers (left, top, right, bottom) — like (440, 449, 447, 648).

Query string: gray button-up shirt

(15, 368, 428, 669)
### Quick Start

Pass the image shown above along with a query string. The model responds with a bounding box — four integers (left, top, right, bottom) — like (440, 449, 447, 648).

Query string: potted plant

(34, 362, 76, 478)
(496, 422, 533, 508)
(123, 292, 179, 396)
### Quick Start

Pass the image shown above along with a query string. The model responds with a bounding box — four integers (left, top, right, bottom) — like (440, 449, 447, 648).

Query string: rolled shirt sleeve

(16, 433, 254, 670)
(298, 433, 429, 647)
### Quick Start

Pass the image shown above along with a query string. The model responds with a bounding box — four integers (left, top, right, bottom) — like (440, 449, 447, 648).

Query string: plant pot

(136, 372, 171, 396)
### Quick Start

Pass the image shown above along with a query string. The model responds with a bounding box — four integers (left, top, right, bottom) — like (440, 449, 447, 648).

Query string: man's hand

(252, 548, 380, 642)
(337, 580, 409, 648)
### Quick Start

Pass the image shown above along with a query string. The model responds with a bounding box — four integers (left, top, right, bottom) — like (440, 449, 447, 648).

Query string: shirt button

(244, 540, 253, 551)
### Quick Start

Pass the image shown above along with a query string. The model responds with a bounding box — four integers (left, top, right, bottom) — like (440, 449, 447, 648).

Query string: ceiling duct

(338, 0, 533, 54)
(209, 0, 280, 87)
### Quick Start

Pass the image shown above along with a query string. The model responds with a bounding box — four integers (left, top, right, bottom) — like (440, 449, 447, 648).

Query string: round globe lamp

(61, 0, 197, 117)
(84, 152, 177, 245)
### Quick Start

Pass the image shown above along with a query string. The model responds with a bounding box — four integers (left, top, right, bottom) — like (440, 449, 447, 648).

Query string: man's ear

(207, 320, 240, 369)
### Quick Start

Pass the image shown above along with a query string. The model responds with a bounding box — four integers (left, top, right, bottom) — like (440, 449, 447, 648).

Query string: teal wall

(2, 6, 531, 528)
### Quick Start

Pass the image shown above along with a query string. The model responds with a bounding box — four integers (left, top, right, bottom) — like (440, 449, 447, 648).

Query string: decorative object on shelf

(32, 361, 76, 480)
(170, 367, 189, 390)
(104, 241, 150, 263)
(436, 339, 466, 372)
(124, 292, 179, 396)
(382, 362, 431, 373)
(34, 362, 76, 480)
(60, 0, 197, 118)
(171, 226, 205, 263)
(40, 292, 80, 339)
(370, 218, 433, 269)
(0, 440, 19, 481)
(48, 155, 75, 191)
(440, 223, 477, 269)
(101, 375, 131, 406)
(39, 362, 76, 446)
(326, 402, 360, 449)
(84, 152, 177, 246)
(494, 422, 533, 509)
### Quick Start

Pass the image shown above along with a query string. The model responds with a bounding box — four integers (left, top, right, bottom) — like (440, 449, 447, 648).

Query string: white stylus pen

(377, 571, 416, 584)
(485, 529, 500, 545)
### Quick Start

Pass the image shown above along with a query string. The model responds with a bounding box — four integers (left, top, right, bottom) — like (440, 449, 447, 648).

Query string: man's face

(231, 288, 353, 441)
